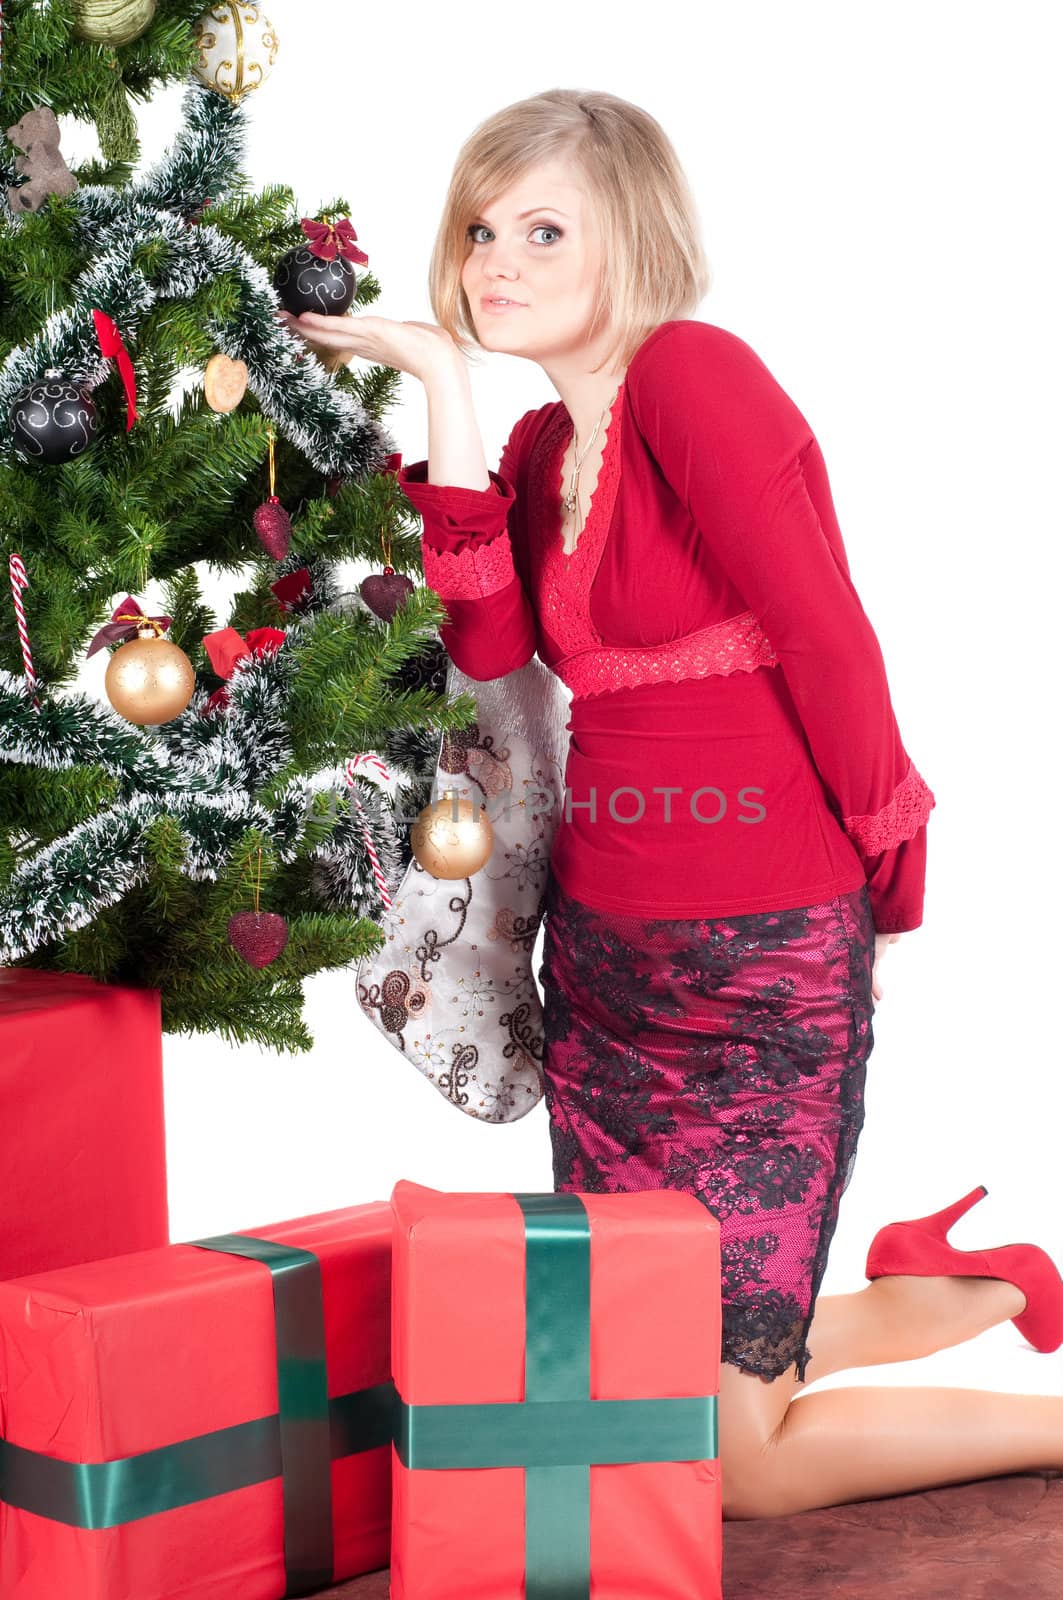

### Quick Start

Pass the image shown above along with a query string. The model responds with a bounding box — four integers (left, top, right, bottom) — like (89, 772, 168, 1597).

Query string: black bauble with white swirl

(10, 368, 99, 464)
(273, 245, 356, 315)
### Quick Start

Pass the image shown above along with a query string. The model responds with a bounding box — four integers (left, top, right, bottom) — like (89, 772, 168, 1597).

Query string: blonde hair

(427, 88, 712, 375)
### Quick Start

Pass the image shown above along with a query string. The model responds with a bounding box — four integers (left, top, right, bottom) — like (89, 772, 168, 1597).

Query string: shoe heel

(903, 1183, 989, 1242)
(866, 1185, 1063, 1353)
(865, 1184, 990, 1282)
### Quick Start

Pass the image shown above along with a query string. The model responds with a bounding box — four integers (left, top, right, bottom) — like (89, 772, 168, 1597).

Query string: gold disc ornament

(192, 3, 279, 102)
(73, 0, 157, 45)
(410, 788, 494, 880)
(204, 352, 249, 413)
(105, 627, 196, 725)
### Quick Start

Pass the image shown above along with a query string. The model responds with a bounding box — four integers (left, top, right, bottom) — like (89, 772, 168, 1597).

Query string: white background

(59, 0, 1063, 1397)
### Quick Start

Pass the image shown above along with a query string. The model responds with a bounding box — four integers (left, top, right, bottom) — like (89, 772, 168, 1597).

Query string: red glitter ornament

(253, 498, 291, 560)
(360, 490, 414, 619)
(360, 567, 415, 622)
(227, 847, 289, 968)
(253, 426, 291, 560)
(227, 910, 289, 968)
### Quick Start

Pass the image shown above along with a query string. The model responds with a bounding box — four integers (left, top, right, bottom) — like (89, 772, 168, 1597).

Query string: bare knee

(722, 1429, 795, 1520)
(718, 1360, 795, 1520)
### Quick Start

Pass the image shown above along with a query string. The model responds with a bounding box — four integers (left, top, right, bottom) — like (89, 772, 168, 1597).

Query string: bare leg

(719, 1274, 1063, 1519)
(796, 1272, 1029, 1393)
(752, 1382, 1063, 1518)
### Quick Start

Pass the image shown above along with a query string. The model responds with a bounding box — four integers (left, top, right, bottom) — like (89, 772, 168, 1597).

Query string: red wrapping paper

(0, 1202, 393, 1599)
(389, 1181, 723, 1600)
(0, 967, 169, 1277)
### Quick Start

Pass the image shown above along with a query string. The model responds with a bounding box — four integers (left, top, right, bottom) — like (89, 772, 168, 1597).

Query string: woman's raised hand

(278, 310, 460, 383)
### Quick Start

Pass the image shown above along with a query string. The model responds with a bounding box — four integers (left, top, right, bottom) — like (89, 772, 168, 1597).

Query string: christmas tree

(0, 0, 471, 1052)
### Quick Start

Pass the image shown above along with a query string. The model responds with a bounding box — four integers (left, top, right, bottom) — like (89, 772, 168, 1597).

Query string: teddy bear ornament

(6, 107, 79, 214)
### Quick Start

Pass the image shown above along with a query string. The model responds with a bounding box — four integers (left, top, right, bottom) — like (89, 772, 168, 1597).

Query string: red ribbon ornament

(270, 568, 312, 611)
(92, 309, 138, 432)
(202, 625, 286, 713)
(87, 596, 172, 657)
(299, 216, 369, 265)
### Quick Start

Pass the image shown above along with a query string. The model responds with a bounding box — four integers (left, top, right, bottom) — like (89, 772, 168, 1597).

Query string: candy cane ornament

(9, 553, 42, 711)
(345, 753, 394, 910)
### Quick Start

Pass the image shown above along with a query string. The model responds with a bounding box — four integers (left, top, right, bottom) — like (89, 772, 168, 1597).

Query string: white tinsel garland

(0, 82, 412, 960)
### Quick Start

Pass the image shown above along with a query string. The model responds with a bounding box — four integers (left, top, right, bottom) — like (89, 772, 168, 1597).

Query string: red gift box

(389, 1180, 722, 1600)
(0, 1202, 394, 1598)
(0, 967, 169, 1277)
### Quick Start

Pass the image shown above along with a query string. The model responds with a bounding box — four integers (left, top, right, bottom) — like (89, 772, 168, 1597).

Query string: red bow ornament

(92, 309, 138, 432)
(271, 569, 312, 612)
(202, 626, 286, 714)
(87, 596, 171, 657)
(299, 216, 369, 265)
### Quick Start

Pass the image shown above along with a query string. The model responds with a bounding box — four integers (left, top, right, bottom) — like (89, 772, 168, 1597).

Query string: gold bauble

(191, 3, 279, 102)
(104, 628, 195, 725)
(410, 788, 494, 879)
(73, 0, 157, 45)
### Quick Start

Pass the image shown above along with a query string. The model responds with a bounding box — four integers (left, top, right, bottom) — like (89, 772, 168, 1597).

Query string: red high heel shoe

(865, 1183, 1063, 1354)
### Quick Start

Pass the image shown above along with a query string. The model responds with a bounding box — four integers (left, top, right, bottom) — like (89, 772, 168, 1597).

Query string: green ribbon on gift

(0, 1232, 396, 1600)
(191, 1234, 335, 1596)
(394, 1192, 719, 1600)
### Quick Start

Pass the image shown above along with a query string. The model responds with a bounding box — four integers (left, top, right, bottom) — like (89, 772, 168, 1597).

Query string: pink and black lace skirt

(538, 868, 877, 1384)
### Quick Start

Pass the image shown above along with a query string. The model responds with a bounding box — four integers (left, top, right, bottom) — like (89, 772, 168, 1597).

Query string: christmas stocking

(355, 654, 571, 1122)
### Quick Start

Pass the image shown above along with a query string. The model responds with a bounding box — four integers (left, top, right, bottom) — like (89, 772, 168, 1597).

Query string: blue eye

(467, 223, 562, 246)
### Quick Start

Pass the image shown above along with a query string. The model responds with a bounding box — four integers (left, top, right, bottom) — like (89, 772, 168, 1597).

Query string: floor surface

(319, 1471, 1062, 1597)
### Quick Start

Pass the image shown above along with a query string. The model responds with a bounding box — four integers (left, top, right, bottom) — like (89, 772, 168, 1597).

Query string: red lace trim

(538, 396, 626, 657)
(527, 391, 779, 699)
(555, 609, 778, 698)
(843, 759, 936, 855)
(421, 534, 517, 600)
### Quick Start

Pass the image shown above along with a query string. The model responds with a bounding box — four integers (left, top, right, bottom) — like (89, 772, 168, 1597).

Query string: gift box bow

(394, 1193, 720, 1599)
(0, 1234, 395, 1600)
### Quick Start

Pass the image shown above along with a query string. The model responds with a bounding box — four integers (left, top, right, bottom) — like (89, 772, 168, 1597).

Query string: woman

(284, 88, 1063, 1519)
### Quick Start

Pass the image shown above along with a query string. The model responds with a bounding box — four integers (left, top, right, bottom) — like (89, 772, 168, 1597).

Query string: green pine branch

(0, 16, 464, 1052)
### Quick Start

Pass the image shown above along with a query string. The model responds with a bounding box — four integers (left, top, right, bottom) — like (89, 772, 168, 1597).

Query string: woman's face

(460, 160, 604, 359)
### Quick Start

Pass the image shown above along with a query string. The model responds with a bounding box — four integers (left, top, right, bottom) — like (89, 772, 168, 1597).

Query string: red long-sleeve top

(397, 318, 934, 933)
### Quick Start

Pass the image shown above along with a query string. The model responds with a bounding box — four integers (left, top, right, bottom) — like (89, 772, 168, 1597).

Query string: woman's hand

(871, 931, 902, 1004)
(277, 310, 460, 383)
